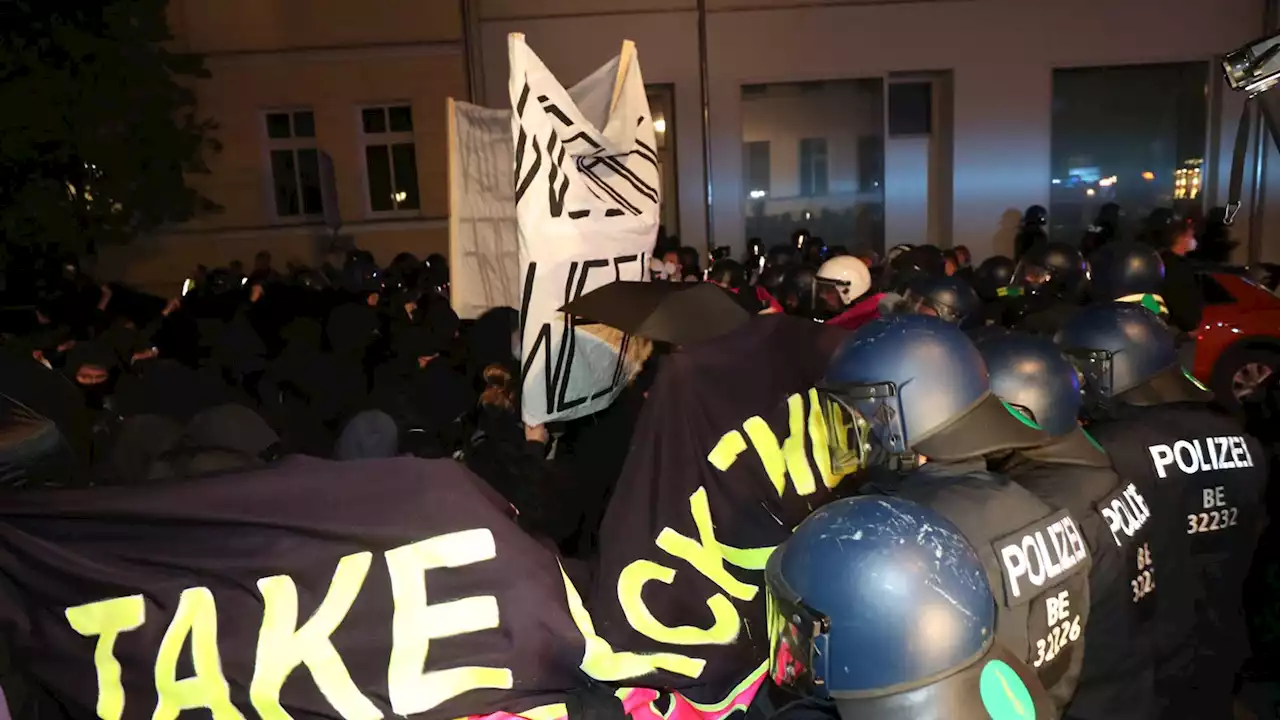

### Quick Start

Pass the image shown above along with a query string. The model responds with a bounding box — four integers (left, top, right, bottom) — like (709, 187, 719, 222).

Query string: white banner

(448, 99, 521, 320)
(509, 34, 659, 425)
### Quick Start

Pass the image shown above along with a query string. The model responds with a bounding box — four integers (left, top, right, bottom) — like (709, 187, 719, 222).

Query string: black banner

(587, 315, 854, 703)
(0, 457, 590, 720)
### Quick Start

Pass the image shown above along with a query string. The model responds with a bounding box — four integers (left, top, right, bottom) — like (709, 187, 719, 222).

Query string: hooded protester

(103, 414, 183, 484)
(465, 306, 519, 388)
(148, 403, 282, 481)
(462, 361, 579, 550)
(334, 409, 401, 460)
(371, 323, 474, 458)
(257, 317, 341, 456)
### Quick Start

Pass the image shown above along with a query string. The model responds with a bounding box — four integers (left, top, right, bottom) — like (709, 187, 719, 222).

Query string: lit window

(361, 104, 420, 213)
(264, 110, 323, 219)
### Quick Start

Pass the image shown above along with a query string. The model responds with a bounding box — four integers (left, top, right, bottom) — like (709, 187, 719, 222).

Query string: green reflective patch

(997, 286, 1023, 298)
(1001, 401, 1042, 429)
(1183, 368, 1210, 391)
(1140, 293, 1165, 316)
(1082, 428, 1106, 453)
(980, 659, 1035, 719)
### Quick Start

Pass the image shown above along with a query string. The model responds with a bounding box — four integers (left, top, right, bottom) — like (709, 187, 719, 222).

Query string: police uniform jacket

(863, 459, 1092, 714)
(1089, 402, 1268, 712)
(995, 431, 1157, 720)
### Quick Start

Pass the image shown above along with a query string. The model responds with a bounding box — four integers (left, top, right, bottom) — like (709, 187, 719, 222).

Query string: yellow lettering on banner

(617, 560, 739, 646)
(65, 594, 146, 720)
(559, 565, 706, 680)
(807, 388, 847, 489)
(153, 587, 245, 720)
(741, 417, 786, 495)
(384, 529, 513, 717)
(251, 552, 380, 720)
(707, 430, 748, 472)
(737, 393, 819, 498)
(656, 487, 758, 602)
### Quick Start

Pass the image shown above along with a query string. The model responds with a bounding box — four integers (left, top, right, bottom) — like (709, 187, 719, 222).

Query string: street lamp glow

(1142, 171, 1156, 181)
(749, 189, 768, 199)
(1086, 188, 1096, 197)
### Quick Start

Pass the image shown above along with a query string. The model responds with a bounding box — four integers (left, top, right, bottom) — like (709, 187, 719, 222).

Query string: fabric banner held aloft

(448, 98, 521, 320)
(508, 33, 659, 426)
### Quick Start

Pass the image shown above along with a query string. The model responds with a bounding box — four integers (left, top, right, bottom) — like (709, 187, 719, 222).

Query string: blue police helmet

(901, 275, 982, 328)
(767, 497, 1053, 716)
(822, 315, 1047, 466)
(1054, 302, 1209, 406)
(1087, 240, 1166, 302)
(976, 333, 1081, 438)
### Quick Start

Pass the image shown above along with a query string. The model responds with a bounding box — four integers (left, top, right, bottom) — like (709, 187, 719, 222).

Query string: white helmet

(815, 256, 872, 307)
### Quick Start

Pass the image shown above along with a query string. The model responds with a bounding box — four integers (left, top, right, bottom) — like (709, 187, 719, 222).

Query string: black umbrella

(559, 281, 750, 346)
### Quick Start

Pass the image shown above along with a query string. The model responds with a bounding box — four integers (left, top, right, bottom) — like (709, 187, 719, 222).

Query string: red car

(1194, 271, 1280, 405)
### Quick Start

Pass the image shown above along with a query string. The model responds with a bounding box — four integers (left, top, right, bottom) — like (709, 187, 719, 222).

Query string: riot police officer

(897, 275, 982, 329)
(1055, 302, 1268, 720)
(978, 332, 1158, 720)
(766, 495, 1055, 720)
(973, 255, 1017, 326)
(882, 245, 947, 295)
(1087, 240, 1167, 312)
(819, 315, 1090, 712)
(1004, 242, 1088, 336)
(1015, 205, 1049, 260)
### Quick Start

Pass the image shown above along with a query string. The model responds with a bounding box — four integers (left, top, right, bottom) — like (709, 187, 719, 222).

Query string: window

(361, 104, 420, 213)
(1196, 273, 1236, 305)
(646, 85, 680, 236)
(741, 80, 884, 253)
(888, 82, 932, 136)
(1050, 63, 1208, 243)
(744, 141, 771, 198)
(799, 138, 829, 197)
(265, 110, 323, 218)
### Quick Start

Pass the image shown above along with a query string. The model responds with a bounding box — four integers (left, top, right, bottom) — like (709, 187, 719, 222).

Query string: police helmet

(1023, 205, 1048, 227)
(1054, 302, 1210, 414)
(1013, 242, 1087, 297)
(1087, 240, 1166, 304)
(820, 315, 1047, 471)
(767, 495, 1053, 718)
(885, 246, 947, 294)
(708, 259, 749, 290)
(781, 265, 819, 317)
(973, 256, 1016, 302)
(975, 333, 1083, 439)
(815, 256, 872, 311)
(886, 244, 914, 263)
(900, 275, 982, 328)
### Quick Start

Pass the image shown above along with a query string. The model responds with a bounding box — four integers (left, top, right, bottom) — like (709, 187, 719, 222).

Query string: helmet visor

(816, 382, 909, 475)
(1013, 260, 1053, 289)
(813, 278, 851, 315)
(900, 289, 966, 325)
(1059, 347, 1115, 417)
(766, 551, 831, 697)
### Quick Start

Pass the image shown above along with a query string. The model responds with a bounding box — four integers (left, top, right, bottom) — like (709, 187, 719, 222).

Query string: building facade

(106, 0, 1272, 291)
(474, 0, 1270, 261)
(100, 0, 469, 293)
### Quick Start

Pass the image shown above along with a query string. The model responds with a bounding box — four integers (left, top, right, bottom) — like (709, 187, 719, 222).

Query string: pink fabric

(467, 672, 768, 720)
(826, 293, 884, 330)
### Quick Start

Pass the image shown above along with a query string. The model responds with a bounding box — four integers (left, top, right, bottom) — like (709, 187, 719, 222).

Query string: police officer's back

(978, 332, 1158, 720)
(765, 495, 1055, 720)
(1056, 302, 1268, 720)
(819, 315, 1091, 713)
